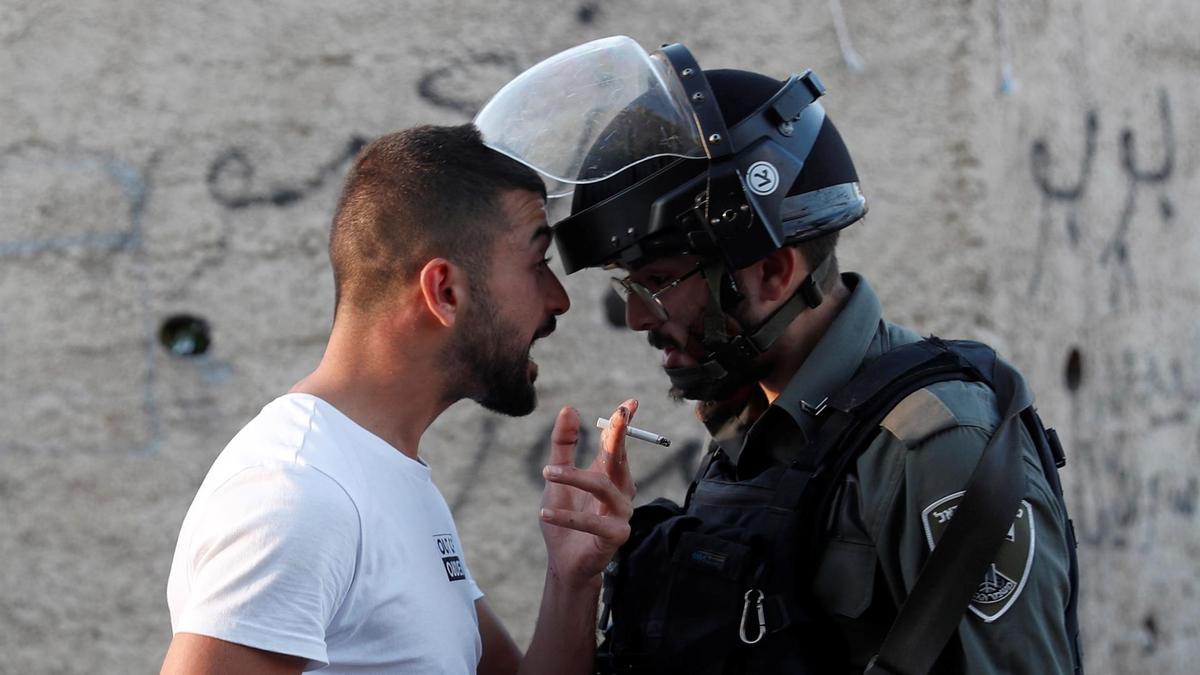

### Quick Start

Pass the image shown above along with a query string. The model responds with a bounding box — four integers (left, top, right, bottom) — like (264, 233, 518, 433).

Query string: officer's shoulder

(879, 379, 1001, 449)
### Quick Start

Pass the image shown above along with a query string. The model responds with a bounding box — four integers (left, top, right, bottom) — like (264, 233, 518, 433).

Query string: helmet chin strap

(665, 255, 835, 401)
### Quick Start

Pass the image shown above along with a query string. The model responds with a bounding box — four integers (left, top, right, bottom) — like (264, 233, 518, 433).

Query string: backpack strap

(798, 339, 990, 560)
(679, 337, 1081, 675)
(793, 337, 1076, 675)
(864, 346, 1029, 675)
(757, 340, 997, 664)
(864, 341, 1087, 675)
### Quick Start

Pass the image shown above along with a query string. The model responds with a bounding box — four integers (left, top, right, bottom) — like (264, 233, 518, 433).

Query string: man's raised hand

(539, 400, 638, 588)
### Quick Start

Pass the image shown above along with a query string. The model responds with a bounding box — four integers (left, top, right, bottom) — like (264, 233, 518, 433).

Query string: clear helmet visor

(474, 36, 705, 197)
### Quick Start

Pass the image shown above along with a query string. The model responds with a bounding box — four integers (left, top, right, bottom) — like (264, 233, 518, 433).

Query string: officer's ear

(749, 246, 806, 304)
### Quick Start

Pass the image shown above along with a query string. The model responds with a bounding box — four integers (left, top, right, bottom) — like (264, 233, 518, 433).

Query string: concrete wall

(2, 1, 1197, 672)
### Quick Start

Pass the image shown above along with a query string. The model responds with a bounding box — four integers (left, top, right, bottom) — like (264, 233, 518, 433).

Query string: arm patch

(880, 388, 958, 448)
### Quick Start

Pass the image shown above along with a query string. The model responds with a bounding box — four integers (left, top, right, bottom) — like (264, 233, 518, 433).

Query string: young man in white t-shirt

(162, 125, 640, 675)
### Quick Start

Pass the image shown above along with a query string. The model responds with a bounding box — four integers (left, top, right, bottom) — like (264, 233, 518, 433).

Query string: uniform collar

(703, 273, 887, 470)
(757, 272, 883, 445)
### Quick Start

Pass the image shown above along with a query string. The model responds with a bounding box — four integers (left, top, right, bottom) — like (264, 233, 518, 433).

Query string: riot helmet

(476, 36, 867, 399)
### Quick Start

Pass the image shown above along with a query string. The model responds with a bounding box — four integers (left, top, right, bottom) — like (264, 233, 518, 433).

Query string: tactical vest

(595, 338, 1083, 675)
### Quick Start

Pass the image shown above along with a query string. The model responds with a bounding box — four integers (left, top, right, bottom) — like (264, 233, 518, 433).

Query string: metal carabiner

(739, 588, 767, 644)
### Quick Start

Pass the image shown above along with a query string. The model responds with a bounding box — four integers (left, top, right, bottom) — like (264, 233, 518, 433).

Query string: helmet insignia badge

(746, 161, 780, 196)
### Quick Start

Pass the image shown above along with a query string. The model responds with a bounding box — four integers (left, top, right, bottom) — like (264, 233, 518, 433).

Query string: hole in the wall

(1064, 347, 1084, 391)
(576, 2, 598, 23)
(1143, 614, 1159, 654)
(159, 314, 211, 357)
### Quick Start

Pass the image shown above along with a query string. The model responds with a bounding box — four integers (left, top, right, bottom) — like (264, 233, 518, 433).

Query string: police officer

(477, 36, 1082, 675)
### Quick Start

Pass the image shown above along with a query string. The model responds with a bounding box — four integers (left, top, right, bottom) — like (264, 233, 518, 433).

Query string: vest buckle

(739, 588, 767, 644)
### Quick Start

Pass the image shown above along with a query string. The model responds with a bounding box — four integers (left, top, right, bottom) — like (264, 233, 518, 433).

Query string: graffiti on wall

(1100, 90, 1176, 307)
(1028, 89, 1176, 308)
(417, 52, 524, 118)
(0, 143, 151, 258)
(0, 143, 163, 453)
(2, 133, 371, 454)
(207, 136, 368, 209)
(1066, 344, 1200, 551)
(1030, 89, 1195, 551)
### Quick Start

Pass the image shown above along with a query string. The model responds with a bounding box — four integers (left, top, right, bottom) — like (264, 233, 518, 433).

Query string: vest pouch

(659, 528, 762, 674)
(600, 502, 766, 675)
(812, 539, 877, 619)
(599, 499, 692, 670)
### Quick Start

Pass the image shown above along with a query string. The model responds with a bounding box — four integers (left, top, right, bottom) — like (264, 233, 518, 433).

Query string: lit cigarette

(595, 417, 672, 447)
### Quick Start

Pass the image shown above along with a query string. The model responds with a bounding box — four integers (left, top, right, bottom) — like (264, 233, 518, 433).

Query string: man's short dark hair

(329, 124, 546, 314)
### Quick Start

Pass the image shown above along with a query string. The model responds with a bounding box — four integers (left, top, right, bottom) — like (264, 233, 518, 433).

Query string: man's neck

(756, 277, 852, 404)
(290, 319, 452, 461)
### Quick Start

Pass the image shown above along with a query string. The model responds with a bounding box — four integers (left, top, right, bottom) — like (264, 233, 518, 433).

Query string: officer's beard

(647, 328, 767, 404)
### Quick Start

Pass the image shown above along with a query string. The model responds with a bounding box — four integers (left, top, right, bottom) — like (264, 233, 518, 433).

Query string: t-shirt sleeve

(172, 463, 361, 670)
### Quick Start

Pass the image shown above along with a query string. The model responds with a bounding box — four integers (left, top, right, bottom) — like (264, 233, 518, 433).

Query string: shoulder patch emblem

(921, 491, 1035, 622)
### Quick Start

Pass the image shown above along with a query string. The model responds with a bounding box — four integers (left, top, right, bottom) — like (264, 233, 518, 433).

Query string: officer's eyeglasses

(609, 264, 704, 322)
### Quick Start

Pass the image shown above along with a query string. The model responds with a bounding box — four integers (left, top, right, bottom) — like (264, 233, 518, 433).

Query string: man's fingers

(598, 398, 638, 493)
(542, 464, 633, 520)
(540, 508, 632, 545)
(548, 406, 581, 466)
(599, 399, 639, 446)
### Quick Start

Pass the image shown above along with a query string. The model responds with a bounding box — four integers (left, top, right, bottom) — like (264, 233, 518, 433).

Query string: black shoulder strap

(864, 344, 1028, 675)
(686, 337, 1080, 675)
(800, 339, 988, 531)
(796, 338, 1076, 675)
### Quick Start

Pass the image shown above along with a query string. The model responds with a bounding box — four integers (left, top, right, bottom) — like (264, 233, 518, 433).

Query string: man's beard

(450, 284, 551, 417)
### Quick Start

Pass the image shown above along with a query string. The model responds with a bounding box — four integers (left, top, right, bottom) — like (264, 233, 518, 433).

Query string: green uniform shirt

(708, 274, 1075, 674)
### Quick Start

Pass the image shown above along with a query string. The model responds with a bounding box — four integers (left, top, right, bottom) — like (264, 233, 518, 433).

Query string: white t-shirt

(167, 394, 485, 673)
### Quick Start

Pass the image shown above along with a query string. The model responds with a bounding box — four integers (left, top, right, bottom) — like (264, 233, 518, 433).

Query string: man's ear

(417, 258, 469, 328)
(754, 246, 808, 303)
